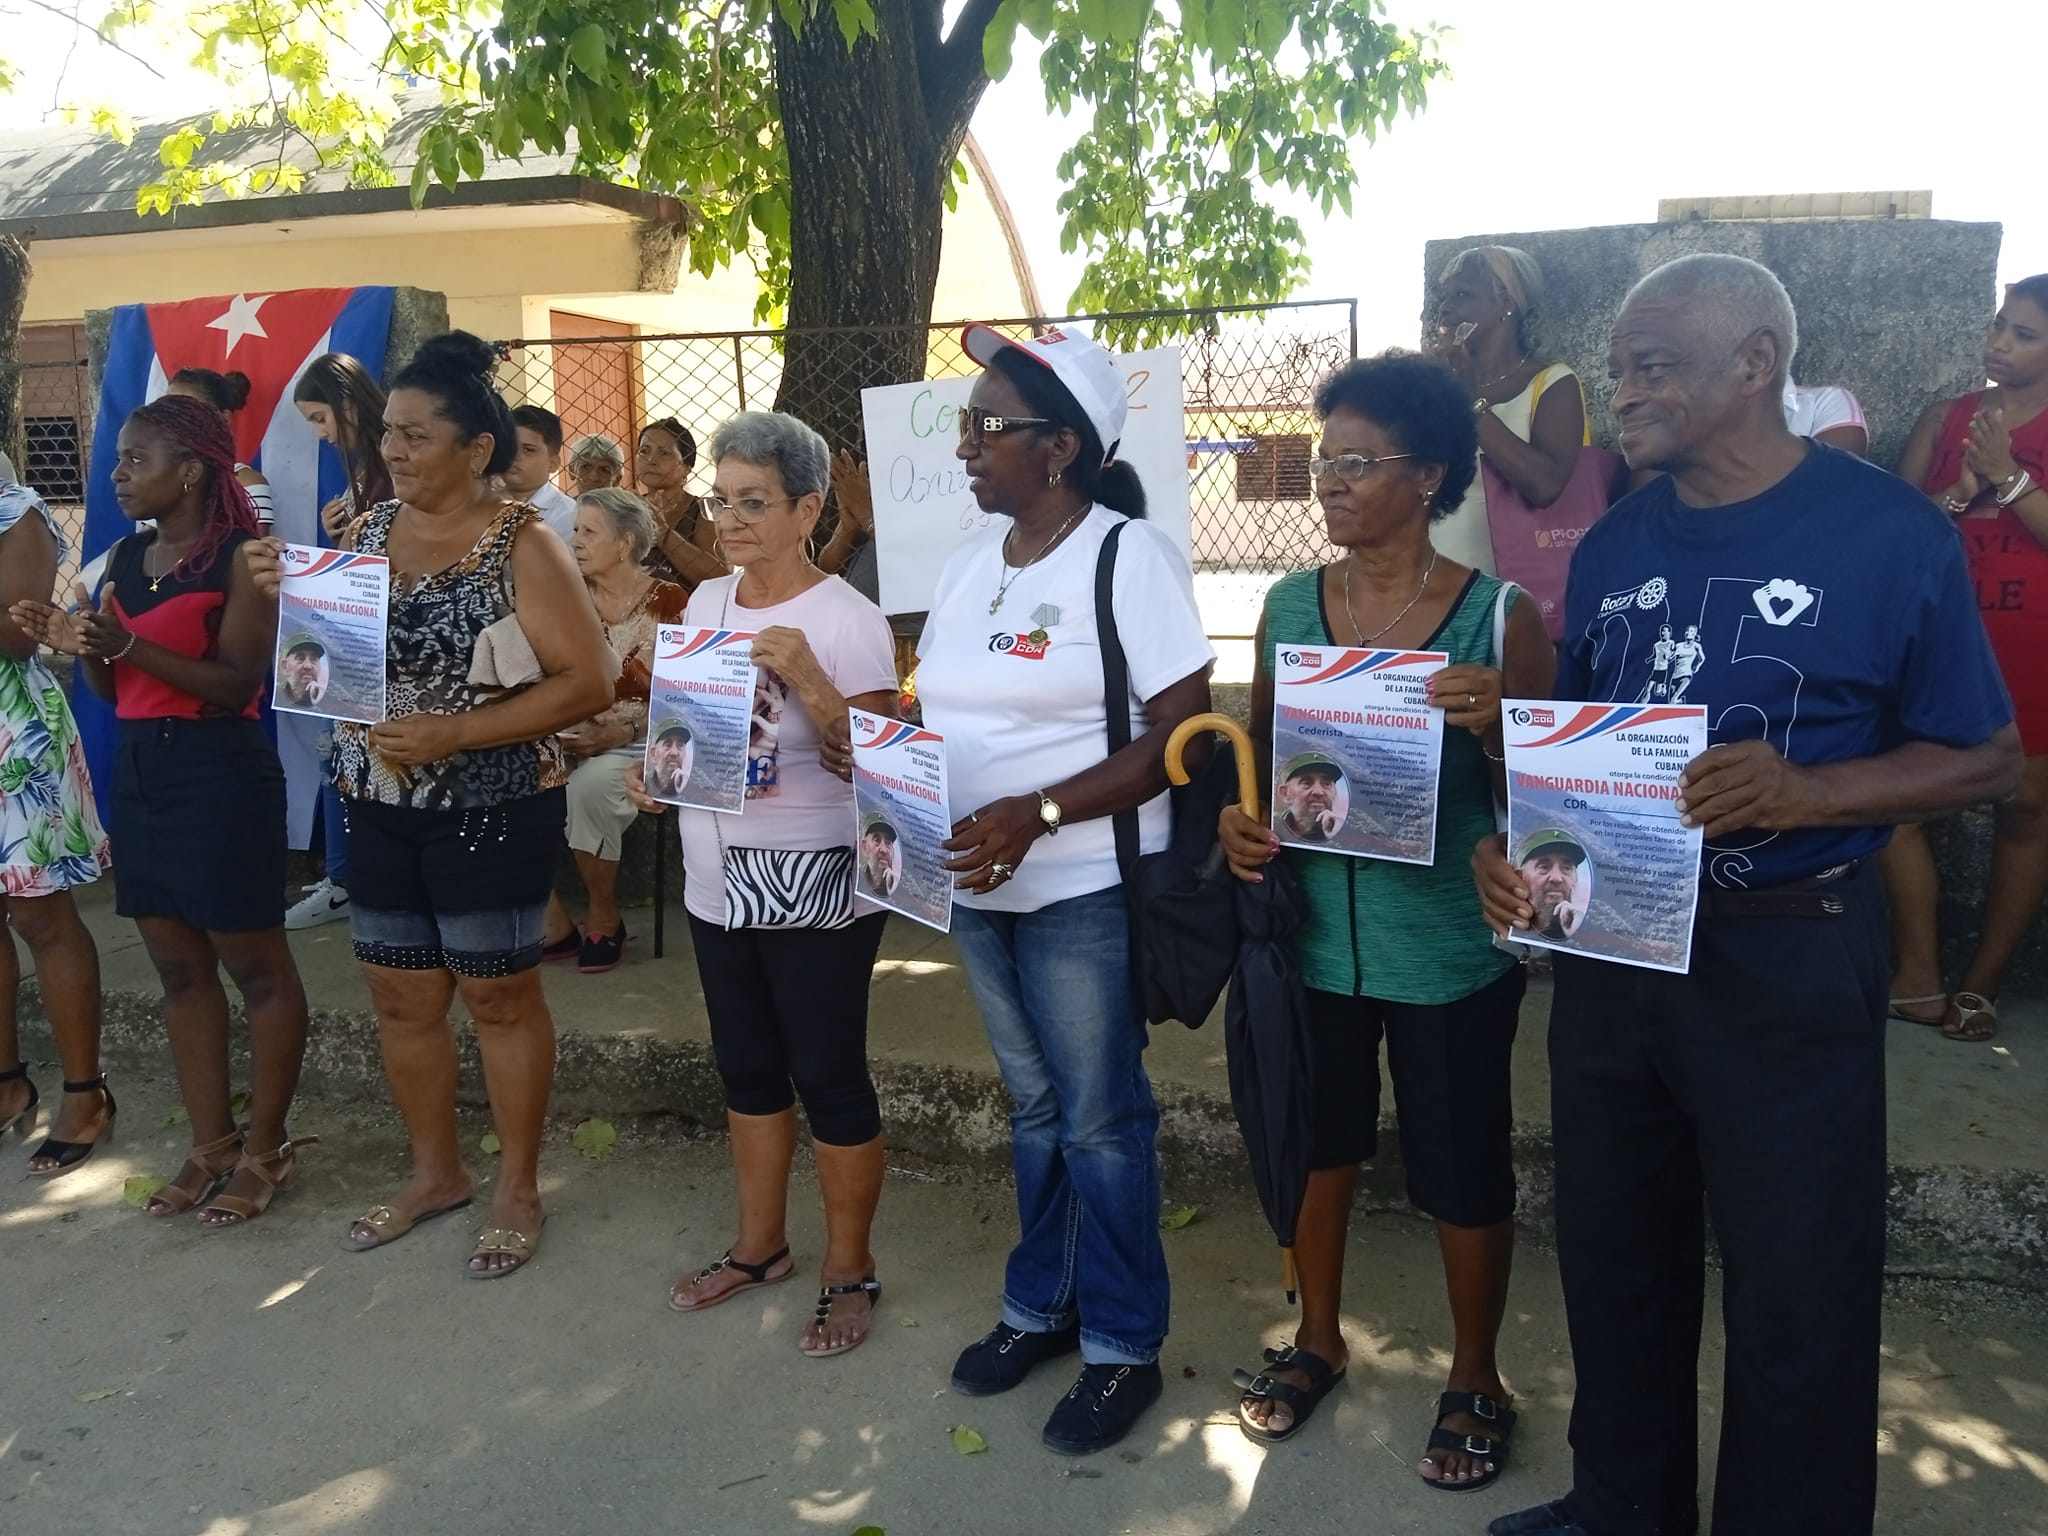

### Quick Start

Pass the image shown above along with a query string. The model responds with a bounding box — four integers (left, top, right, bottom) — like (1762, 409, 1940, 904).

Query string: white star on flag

(205, 293, 271, 355)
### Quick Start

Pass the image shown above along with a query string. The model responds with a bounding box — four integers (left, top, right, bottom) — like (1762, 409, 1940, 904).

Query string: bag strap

(1097, 521, 1140, 882)
(1489, 578, 1519, 835)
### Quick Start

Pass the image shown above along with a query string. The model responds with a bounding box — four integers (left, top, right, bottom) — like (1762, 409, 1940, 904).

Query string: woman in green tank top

(1217, 354, 1554, 1491)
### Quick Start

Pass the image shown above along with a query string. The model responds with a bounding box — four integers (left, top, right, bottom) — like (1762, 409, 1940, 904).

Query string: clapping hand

(12, 582, 127, 658)
(1965, 407, 2019, 488)
(829, 450, 875, 536)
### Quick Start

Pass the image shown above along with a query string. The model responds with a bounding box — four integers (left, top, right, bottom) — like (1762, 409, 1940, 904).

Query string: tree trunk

(771, 1, 988, 452)
(0, 235, 30, 474)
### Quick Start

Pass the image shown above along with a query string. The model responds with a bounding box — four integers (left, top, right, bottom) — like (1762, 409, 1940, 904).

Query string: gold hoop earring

(1049, 468, 1064, 488)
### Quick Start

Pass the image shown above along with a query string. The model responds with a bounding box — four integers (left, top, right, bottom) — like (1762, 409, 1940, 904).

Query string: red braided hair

(129, 393, 258, 577)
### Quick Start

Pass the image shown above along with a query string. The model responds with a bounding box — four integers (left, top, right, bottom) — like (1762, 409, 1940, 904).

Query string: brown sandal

(1942, 992, 1999, 1043)
(198, 1136, 320, 1227)
(145, 1130, 245, 1217)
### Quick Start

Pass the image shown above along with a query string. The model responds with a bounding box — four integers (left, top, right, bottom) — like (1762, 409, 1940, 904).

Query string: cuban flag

(79, 287, 399, 850)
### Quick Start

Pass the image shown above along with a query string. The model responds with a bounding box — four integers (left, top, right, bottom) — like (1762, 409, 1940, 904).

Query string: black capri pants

(1303, 963, 1525, 1228)
(687, 911, 888, 1146)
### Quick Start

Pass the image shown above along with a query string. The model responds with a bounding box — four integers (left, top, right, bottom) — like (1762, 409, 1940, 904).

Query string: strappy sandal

(800, 1278, 881, 1358)
(1888, 992, 1949, 1026)
(344, 1194, 474, 1252)
(467, 1221, 544, 1280)
(26, 1076, 117, 1179)
(145, 1129, 246, 1216)
(1232, 1344, 1346, 1444)
(198, 1135, 320, 1228)
(1421, 1390, 1517, 1493)
(1943, 991, 1999, 1043)
(0, 1064, 38, 1139)
(669, 1246, 795, 1312)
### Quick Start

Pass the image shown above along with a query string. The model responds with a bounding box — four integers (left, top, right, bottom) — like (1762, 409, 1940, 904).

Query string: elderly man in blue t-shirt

(1476, 253, 2021, 1536)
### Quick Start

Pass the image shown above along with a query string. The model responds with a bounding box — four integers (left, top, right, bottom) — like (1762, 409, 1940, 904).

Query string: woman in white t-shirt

(915, 325, 1215, 1456)
(628, 411, 900, 1359)
(1431, 246, 1591, 573)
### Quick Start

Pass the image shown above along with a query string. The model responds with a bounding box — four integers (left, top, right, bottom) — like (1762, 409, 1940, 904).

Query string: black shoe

(1041, 1361, 1163, 1456)
(1488, 1503, 1594, 1536)
(578, 926, 628, 974)
(950, 1321, 1080, 1397)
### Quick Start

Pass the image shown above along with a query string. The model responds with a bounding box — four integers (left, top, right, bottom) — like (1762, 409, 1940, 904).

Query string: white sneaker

(285, 878, 351, 931)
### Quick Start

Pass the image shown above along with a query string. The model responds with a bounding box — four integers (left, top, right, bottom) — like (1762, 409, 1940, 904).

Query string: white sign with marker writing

(863, 345, 1190, 616)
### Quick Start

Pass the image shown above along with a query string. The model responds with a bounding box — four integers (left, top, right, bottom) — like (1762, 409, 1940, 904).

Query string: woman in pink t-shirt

(629, 410, 899, 1358)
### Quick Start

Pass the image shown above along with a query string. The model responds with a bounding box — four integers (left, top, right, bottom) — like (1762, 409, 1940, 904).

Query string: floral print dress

(0, 486, 111, 896)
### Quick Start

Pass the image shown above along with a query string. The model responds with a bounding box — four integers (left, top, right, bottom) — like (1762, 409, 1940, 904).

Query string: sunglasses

(957, 407, 1053, 444)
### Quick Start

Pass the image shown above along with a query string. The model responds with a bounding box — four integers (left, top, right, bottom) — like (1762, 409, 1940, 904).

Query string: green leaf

(123, 1176, 169, 1207)
(983, 0, 1020, 79)
(77, 1387, 122, 1404)
(572, 1118, 617, 1159)
(852, 1528, 886, 1536)
(158, 1106, 189, 1129)
(480, 1131, 503, 1155)
(567, 23, 609, 79)
(949, 1424, 988, 1455)
(229, 1089, 251, 1118)
(457, 134, 485, 180)
(1160, 1205, 1199, 1231)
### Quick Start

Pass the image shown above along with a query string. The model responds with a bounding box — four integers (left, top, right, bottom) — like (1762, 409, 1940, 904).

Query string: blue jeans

(950, 885, 1167, 1365)
(321, 779, 351, 888)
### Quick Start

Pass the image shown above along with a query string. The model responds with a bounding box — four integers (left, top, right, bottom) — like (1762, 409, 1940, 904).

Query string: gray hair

(577, 486, 659, 562)
(1439, 244, 1549, 357)
(709, 411, 830, 500)
(0, 449, 15, 483)
(1625, 253, 1800, 381)
(570, 433, 626, 469)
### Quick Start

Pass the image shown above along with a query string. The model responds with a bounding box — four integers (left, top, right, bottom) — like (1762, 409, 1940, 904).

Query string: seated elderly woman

(541, 487, 687, 973)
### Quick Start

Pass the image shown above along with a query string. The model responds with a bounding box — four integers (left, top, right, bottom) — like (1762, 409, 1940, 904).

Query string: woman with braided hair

(13, 391, 314, 1226)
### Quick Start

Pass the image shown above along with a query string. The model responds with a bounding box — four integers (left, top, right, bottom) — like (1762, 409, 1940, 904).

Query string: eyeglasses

(704, 494, 798, 524)
(957, 407, 1053, 444)
(1307, 452, 1419, 483)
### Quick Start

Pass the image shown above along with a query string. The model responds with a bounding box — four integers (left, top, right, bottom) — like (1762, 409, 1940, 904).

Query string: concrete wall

(1421, 218, 2002, 469)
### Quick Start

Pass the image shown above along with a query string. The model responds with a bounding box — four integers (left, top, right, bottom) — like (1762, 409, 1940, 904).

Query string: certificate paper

(1502, 700, 1708, 973)
(271, 543, 389, 724)
(644, 626, 758, 813)
(1271, 647, 1449, 865)
(849, 710, 953, 933)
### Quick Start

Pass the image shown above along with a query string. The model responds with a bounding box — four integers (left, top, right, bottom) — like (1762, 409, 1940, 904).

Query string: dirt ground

(3, 1074, 2046, 1536)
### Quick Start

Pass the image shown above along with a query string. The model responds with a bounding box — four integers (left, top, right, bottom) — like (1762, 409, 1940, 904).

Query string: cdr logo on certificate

(1271, 647, 1448, 864)
(848, 711, 953, 933)
(271, 543, 388, 724)
(1501, 700, 1708, 973)
(644, 625, 758, 813)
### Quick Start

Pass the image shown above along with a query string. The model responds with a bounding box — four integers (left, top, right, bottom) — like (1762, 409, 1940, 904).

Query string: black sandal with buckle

(1422, 1389, 1516, 1492)
(1232, 1344, 1346, 1444)
(801, 1277, 881, 1358)
(26, 1076, 117, 1179)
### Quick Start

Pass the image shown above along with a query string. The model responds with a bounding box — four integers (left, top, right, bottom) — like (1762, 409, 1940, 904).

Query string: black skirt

(111, 717, 288, 933)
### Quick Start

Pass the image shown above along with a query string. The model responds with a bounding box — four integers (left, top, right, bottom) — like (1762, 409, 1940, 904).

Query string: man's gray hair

(571, 433, 626, 468)
(1626, 253, 1799, 380)
(710, 410, 830, 500)
(577, 486, 659, 562)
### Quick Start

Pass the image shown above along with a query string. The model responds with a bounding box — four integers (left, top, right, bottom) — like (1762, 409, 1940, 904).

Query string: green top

(1260, 565, 1518, 1005)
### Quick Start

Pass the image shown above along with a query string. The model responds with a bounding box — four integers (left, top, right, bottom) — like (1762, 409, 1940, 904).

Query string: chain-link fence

(18, 353, 95, 596)
(494, 299, 1357, 577)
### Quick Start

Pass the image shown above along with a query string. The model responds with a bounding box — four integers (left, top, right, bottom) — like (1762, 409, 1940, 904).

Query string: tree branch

(926, 0, 1003, 139)
(17, 0, 164, 77)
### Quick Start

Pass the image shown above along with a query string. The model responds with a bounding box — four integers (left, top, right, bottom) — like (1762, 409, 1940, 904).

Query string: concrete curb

(20, 982, 2047, 1291)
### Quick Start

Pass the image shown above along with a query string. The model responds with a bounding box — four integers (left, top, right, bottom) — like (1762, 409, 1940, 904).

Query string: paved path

(4, 1076, 2046, 1536)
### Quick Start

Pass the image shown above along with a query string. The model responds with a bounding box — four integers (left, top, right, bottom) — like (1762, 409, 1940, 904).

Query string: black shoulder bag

(1096, 523, 1242, 1028)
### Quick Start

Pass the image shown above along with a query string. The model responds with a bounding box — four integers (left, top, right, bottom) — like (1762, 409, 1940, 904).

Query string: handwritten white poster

(863, 344, 1190, 616)
(1502, 700, 1709, 973)
(271, 543, 388, 724)
(644, 625, 758, 814)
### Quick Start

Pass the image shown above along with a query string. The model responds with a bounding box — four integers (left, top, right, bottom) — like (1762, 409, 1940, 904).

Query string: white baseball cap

(961, 323, 1128, 466)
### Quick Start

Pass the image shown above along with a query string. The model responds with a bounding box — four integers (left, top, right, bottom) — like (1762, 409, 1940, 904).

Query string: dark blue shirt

(1558, 444, 2011, 889)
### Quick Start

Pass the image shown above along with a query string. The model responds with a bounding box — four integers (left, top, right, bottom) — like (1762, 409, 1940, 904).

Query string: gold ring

(1467, 693, 1477, 706)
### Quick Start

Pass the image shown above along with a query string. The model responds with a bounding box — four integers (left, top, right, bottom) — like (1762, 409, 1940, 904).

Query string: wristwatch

(1036, 791, 1063, 837)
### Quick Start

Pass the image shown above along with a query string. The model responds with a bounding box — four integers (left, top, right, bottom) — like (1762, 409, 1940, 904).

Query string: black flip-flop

(1232, 1344, 1345, 1444)
(1422, 1390, 1517, 1492)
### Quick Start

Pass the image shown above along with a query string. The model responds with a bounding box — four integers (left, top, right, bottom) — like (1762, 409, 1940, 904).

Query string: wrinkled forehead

(1608, 295, 1712, 364)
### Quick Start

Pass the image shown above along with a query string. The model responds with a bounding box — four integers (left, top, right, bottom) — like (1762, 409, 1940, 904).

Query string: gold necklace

(145, 542, 191, 592)
(1342, 548, 1438, 645)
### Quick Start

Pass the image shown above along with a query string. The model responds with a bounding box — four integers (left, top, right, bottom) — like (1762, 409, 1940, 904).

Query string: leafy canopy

(19, 0, 1444, 324)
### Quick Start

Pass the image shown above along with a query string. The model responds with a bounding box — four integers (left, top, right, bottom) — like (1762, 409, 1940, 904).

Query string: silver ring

(1467, 693, 1477, 707)
(989, 862, 1014, 882)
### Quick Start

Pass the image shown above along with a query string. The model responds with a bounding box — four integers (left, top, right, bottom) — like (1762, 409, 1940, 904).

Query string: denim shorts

(345, 789, 564, 978)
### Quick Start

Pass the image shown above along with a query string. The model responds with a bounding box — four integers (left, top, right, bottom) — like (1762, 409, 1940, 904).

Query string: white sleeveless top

(1432, 364, 1584, 577)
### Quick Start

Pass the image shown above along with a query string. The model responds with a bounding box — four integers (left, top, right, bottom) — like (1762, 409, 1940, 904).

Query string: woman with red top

(1885, 273, 2048, 1042)
(14, 394, 314, 1221)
